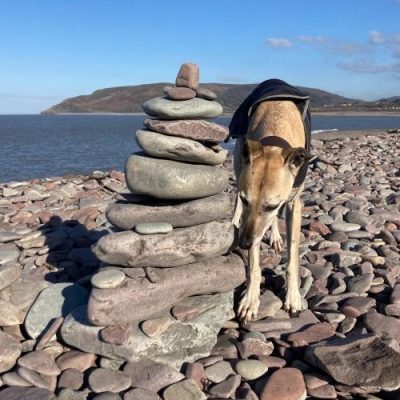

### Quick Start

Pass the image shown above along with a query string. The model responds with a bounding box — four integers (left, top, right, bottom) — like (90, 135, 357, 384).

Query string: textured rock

(363, 311, 400, 341)
(166, 86, 196, 100)
(0, 387, 56, 400)
(62, 292, 236, 368)
(125, 154, 228, 199)
(260, 368, 306, 400)
(0, 245, 19, 265)
(287, 323, 336, 346)
(93, 221, 234, 268)
(0, 262, 21, 291)
(0, 330, 22, 373)
(124, 388, 161, 400)
(91, 269, 126, 289)
(100, 324, 133, 345)
(135, 222, 173, 235)
(136, 130, 227, 165)
(144, 118, 229, 143)
(305, 334, 400, 391)
(163, 378, 206, 400)
(24, 283, 89, 339)
(256, 290, 283, 319)
(176, 63, 200, 89)
(0, 299, 25, 325)
(208, 374, 241, 398)
(123, 359, 184, 392)
(88, 368, 131, 393)
(106, 193, 230, 230)
(142, 97, 222, 119)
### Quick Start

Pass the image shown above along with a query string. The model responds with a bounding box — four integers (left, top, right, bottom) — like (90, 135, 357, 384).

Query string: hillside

(42, 83, 367, 114)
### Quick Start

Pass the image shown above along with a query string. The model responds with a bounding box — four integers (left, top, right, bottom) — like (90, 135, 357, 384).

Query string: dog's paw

(269, 235, 283, 253)
(237, 290, 260, 322)
(284, 288, 304, 314)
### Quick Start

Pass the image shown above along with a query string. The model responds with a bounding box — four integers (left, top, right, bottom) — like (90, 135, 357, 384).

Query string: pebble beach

(0, 126, 399, 399)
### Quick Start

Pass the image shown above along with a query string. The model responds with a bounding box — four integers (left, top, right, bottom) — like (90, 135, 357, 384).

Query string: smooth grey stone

(125, 154, 229, 200)
(345, 211, 371, 228)
(93, 220, 234, 268)
(142, 96, 223, 119)
(196, 87, 217, 100)
(234, 360, 268, 380)
(61, 292, 235, 370)
(163, 379, 206, 400)
(0, 330, 22, 373)
(106, 193, 230, 230)
(91, 269, 126, 289)
(0, 245, 19, 265)
(24, 283, 89, 339)
(0, 387, 56, 400)
(330, 222, 361, 232)
(0, 262, 21, 291)
(135, 222, 173, 235)
(136, 130, 227, 165)
(347, 274, 373, 294)
(0, 231, 21, 243)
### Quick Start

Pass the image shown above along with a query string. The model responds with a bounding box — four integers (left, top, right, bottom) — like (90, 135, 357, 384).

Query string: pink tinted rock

(175, 63, 199, 89)
(287, 323, 336, 346)
(260, 368, 306, 400)
(100, 323, 132, 345)
(56, 350, 96, 372)
(185, 362, 206, 390)
(237, 338, 274, 358)
(17, 350, 61, 376)
(58, 368, 84, 390)
(166, 86, 196, 100)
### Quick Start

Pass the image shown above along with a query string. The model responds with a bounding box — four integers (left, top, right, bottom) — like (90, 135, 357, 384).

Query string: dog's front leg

(284, 196, 304, 313)
(232, 193, 243, 228)
(238, 244, 261, 322)
(270, 216, 283, 252)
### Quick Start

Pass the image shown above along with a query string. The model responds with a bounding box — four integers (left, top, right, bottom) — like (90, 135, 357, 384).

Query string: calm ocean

(1, 114, 400, 183)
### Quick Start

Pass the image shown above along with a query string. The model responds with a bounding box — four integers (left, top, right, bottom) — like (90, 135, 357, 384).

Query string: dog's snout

(239, 236, 253, 250)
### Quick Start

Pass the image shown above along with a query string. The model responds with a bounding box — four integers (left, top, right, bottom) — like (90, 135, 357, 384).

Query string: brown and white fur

(232, 100, 311, 321)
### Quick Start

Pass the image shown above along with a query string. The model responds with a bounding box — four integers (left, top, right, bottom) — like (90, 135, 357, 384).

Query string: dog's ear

(283, 147, 311, 168)
(243, 139, 263, 163)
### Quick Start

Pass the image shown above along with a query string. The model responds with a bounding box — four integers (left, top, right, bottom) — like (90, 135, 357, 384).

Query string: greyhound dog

(230, 79, 311, 321)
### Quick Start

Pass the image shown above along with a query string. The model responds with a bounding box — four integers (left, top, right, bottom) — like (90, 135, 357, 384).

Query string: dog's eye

(263, 204, 279, 212)
(240, 195, 249, 206)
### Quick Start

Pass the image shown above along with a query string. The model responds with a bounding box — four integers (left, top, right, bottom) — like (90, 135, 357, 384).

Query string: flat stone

(93, 221, 234, 268)
(56, 350, 96, 372)
(17, 366, 51, 390)
(91, 269, 126, 289)
(185, 362, 206, 389)
(24, 283, 89, 339)
(205, 360, 235, 383)
(63, 293, 235, 369)
(347, 274, 373, 294)
(257, 355, 286, 368)
(307, 384, 337, 399)
(260, 368, 306, 400)
(330, 222, 361, 232)
(58, 368, 84, 390)
(58, 389, 90, 400)
(195, 87, 217, 100)
(144, 119, 228, 143)
(142, 97, 222, 119)
(363, 311, 400, 341)
(0, 231, 21, 243)
(305, 334, 400, 391)
(124, 388, 161, 400)
(135, 222, 173, 235)
(0, 245, 19, 265)
(123, 359, 184, 392)
(0, 387, 56, 400)
(88, 368, 131, 393)
(256, 290, 283, 319)
(0, 299, 25, 325)
(166, 86, 196, 100)
(0, 330, 21, 373)
(18, 350, 61, 376)
(100, 324, 133, 345)
(106, 193, 230, 230)
(235, 359, 268, 380)
(125, 155, 228, 200)
(341, 296, 376, 318)
(237, 338, 274, 358)
(163, 378, 206, 400)
(136, 130, 227, 165)
(287, 323, 336, 346)
(208, 374, 241, 398)
(345, 211, 371, 227)
(141, 316, 173, 337)
(243, 318, 292, 333)
(1, 371, 31, 387)
(176, 63, 199, 89)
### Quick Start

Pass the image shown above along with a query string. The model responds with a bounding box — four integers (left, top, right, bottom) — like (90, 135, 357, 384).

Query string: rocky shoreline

(0, 128, 399, 399)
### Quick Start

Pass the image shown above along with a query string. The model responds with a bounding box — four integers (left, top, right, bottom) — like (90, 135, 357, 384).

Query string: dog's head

(237, 138, 310, 249)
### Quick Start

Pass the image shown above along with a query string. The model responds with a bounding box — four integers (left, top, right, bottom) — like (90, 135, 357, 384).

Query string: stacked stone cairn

(61, 63, 246, 370)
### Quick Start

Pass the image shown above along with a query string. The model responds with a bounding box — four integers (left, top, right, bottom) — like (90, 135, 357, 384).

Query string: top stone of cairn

(175, 63, 199, 90)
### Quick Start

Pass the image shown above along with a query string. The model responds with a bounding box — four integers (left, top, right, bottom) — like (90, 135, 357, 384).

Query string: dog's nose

(239, 236, 253, 250)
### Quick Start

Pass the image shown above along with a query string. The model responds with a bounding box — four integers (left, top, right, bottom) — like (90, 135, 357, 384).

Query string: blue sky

(0, 0, 399, 113)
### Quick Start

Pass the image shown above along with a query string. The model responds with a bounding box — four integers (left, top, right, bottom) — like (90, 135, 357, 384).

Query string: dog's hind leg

(284, 195, 304, 313)
(270, 216, 283, 252)
(238, 244, 261, 322)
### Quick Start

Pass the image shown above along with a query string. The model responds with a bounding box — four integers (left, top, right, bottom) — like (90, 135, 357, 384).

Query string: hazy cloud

(338, 59, 400, 78)
(266, 38, 293, 48)
(298, 35, 370, 55)
(369, 30, 387, 45)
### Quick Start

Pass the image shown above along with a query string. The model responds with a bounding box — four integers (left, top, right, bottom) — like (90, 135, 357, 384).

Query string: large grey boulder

(305, 334, 400, 391)
(125, 154, 229, 200)
(142, 97, 223, 119)
(136, 130, 227, 165)
(92, 220, 234, 268)
(87, 254, 245, 325)
(62, 292, 235, 369)
(24, 283, 89, 339)
(106, 193, 231, 230)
